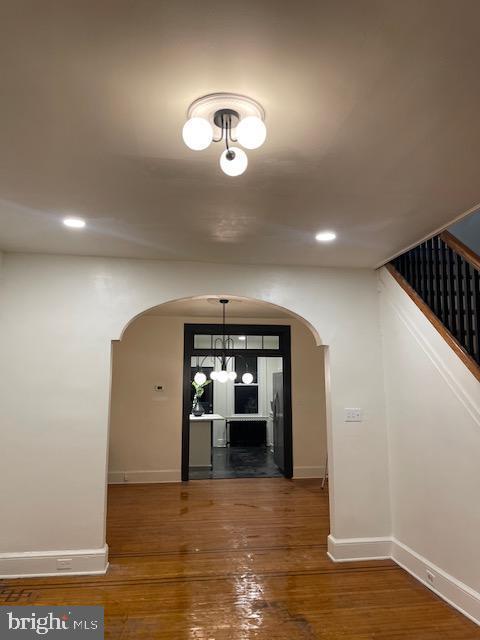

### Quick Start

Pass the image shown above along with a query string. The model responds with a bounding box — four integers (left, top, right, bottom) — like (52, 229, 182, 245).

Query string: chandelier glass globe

(242, 372, 254, 385)
(236, 116, 267, 149)
(182, 117, 213, 151)
(210, 371, 218, 381)
(194, 371, 207, 385)
(228, 371, 237, 381)
(219, 147, 248, 176)
(216, 370, 229, 383)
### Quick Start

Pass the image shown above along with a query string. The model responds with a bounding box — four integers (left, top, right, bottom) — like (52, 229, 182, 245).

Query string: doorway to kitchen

(182, 323, 292, 481)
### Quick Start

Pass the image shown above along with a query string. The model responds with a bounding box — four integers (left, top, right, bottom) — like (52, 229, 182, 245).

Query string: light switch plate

(345, 408, 362, 422)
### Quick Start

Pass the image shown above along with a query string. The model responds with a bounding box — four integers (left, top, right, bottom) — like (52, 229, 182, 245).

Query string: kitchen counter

(189, 414, 224, 469)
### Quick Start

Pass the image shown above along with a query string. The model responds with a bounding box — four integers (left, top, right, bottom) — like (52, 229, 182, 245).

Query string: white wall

(0, 253, 390, 576)
(379, 267, 480, 615)
(108, 315, 324, 481)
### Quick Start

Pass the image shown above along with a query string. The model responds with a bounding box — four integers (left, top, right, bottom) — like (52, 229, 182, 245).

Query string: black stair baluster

(462, 260, 473, 354)
(419, 242, 427, 302)
(446, 246, 457, 339)
(426, 238, 435, 313)
(438, 237, 448, 324)
(472, 269, 480, 364)
(389, 234, 479, 367)
(456, 254, 466, 346)
(431, 237, 438, 317)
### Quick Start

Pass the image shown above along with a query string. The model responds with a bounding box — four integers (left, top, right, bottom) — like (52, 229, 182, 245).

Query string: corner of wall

(327, 534, 392, 562)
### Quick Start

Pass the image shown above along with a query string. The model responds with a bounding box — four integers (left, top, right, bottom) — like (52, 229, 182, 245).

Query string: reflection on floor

(2, 480, 477, 638)
(189, 445, 283, 479)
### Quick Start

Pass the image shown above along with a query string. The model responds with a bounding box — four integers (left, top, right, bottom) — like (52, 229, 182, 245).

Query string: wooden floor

(1, 478, 479, 638)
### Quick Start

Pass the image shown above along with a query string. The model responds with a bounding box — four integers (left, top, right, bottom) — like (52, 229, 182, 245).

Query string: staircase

(387, 230, 480, 380)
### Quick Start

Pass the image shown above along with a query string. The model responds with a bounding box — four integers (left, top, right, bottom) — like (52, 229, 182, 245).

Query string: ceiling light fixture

(183, 93, 266, 177)
(210, 299, 236, 383)
(63, 217, 86, 229)
(315, 231, 336, 242)
(193, 303, 254, 386)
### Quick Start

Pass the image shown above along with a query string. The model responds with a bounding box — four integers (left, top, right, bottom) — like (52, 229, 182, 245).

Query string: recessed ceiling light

(63, 217, 86, 229)
(315, 230, 336, 242)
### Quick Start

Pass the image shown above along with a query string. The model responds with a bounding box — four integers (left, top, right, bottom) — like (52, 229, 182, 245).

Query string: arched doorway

(108, 295, 328, 491)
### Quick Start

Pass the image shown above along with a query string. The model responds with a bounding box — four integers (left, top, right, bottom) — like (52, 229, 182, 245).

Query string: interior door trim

(182, 323, 293, 480)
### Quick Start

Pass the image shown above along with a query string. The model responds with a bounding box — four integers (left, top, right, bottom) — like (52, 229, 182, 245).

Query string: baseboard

(293, 465, 326, 479)
(327, 535, 392, 561)
(0, 546, 108, 579)
(327, 535, 479, 625)
(392, 539, 480, 626)
(108, 469, 181, 484)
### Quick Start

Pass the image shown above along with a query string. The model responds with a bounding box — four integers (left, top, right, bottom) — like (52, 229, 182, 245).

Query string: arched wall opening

(0, 255, 390, 577)
(107, 294, 332, 533)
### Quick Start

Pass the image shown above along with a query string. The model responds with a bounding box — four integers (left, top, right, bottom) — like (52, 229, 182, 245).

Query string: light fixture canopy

(183, 93, 266, 176)
(63, 217, 86, 229)
(315, 230, 337, 242)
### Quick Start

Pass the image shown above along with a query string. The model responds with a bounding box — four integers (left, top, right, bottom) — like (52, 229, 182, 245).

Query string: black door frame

(182, 323, 293, 481)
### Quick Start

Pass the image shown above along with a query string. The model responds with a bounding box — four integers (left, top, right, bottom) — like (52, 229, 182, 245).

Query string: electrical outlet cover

(57, 558, 73, 570)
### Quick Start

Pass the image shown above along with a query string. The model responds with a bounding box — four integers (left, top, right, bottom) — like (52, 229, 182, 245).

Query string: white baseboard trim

(327, 535, 392, 561)
(294, 465, 326, 479)
(0, 546, 108, 579)
(392, 539, 480, 626)
(327, 535, 480, 626)
(108, 469, 181, 484)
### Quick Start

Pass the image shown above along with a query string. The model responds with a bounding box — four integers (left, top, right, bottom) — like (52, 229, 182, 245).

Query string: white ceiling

(145, 298, 292, 319)
(1, 1, 480, 267)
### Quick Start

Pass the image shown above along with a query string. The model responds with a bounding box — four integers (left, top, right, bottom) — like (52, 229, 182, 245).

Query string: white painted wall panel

(379, 266, 480, 593)
(0, 254, 390, 561)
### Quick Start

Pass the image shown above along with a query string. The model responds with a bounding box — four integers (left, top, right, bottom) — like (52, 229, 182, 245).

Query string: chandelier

(193, 299, 253, 384)
(182, 93, 266, 177)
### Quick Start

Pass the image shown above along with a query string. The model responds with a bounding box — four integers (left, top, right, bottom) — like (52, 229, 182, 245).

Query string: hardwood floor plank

(1, 478, 479, 638)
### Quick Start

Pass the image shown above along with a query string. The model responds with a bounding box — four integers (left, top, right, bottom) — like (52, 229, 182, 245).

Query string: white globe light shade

(242, 372, 254, 385)
(217, 370, 229, 383)
(236, 116, 267, 149)
(182, 117, 213, 151)
(194, 372, 207, 385)
(219, 147, 248, 177)
(210, 371, 218, 381)
(228, 371, 237, 381)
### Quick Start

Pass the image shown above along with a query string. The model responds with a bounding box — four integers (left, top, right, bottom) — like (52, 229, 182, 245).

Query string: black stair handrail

(390, 233, 480, 368)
